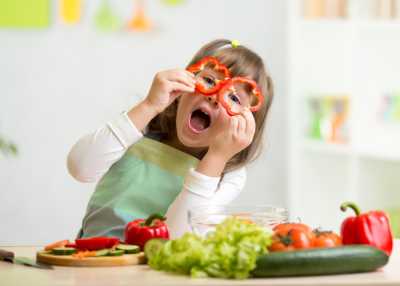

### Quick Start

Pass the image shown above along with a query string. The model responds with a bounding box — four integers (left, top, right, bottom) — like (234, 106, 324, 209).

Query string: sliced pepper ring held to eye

(218, 77, 264, 116)
(187, 56, 231, 95)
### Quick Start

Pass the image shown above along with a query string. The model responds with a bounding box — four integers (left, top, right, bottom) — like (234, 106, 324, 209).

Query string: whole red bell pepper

(125, 213, 169, 250)
(340, 202, 393, 256)
(75, 237, 120, 251)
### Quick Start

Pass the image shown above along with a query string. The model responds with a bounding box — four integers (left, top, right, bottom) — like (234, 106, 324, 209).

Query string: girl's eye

(203, 76, 216, 87)
(228, 93, 241, 104)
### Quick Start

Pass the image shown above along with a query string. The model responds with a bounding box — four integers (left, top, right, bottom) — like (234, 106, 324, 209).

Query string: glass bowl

(188, 204, 288, 237)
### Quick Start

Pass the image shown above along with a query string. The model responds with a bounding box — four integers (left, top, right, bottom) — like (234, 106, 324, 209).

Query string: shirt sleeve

(67, 112, 143, 183)
(165, 167, 246, 238)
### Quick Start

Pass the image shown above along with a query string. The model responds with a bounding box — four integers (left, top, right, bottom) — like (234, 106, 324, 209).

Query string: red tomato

(273, 223, 313, 234)
(269, 223, 314, 252)
(312, 230, 342, 248)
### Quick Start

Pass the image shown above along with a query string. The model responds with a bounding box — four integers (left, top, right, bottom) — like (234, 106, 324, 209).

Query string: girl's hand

(208, 109, 256, 162)
(144, 69, 196, 114)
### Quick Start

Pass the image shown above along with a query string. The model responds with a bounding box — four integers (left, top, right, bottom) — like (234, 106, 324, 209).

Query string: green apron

(79, 137, 199, 239)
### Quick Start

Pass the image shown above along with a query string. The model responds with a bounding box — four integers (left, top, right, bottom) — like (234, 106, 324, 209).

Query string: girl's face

(176, 67, 254, 148)
(176, 90, 230, 148)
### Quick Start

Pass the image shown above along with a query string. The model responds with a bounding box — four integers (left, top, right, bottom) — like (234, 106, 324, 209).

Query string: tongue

(190, 115, 207, 131)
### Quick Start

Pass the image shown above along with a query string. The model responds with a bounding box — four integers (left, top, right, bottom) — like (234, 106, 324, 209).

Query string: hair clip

(231, 39, 240, 48)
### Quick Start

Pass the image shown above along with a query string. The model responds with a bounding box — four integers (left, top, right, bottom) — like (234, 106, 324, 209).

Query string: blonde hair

(147, 39, 274, 173)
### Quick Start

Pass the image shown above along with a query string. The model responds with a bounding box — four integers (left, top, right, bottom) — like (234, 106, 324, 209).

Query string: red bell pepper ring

(124, 213, 169, 250)
(75, 237, 120, 251)
(218, 77, 264, 116)
(187, 56, 231, 95)
(340, 202, 393, 256)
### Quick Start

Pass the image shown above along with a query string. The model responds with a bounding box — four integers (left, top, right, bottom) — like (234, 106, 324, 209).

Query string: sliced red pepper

(187, 57, 265, 116)
(72, 250, 97, 259)
(75, 237, 120, 251)
(44, 240, 70, 251)
(340, 202, 393, 256)
(124, 213, 169, 250)
(187, 56, 231, 95)
(218, 77, 264, 116)
(65, 242, 77, 248)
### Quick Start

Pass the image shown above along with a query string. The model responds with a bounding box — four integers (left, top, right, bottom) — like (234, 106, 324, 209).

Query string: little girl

(67, 39, 274, 239)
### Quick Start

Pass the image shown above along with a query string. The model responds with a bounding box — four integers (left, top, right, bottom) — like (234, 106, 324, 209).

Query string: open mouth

(189, 109, 211, 133)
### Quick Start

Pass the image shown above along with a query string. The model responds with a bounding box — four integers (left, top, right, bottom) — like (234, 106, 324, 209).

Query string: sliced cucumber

(51, 247, 76, 255)
(108, 249, 124, 256)
(252, 245, 389, 277)
(144, 239, 167, 260)
(116, 244, 140, 254)
(95, 249, 110, 257)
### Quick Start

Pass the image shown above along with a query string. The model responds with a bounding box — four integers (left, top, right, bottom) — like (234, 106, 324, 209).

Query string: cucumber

(116, 244, 140, 254)
(51, 247, 76, 255)
(95, 249, 109, 257)
(252, 245, 389, 277)
(144, 239, 168, 260)
(108, 249, 124, 256)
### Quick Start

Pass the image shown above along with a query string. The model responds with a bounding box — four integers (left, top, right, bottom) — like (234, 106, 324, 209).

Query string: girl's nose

(207, 95, 219, 107)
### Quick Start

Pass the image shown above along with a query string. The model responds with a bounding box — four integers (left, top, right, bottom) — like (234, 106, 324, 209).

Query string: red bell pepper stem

(340, 202, 361, 216)
(144, 213, 166, 226)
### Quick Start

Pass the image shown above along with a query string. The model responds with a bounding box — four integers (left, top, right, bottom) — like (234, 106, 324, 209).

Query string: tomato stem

(278, 233, 293, 246)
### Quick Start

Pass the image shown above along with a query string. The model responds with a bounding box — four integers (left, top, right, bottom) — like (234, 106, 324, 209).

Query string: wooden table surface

(1, 241, 399, 286)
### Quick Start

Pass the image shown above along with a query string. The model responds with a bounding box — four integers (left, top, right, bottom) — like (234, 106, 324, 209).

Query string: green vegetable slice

(51, 247, 76, 255)
(95, 249, 110, 257)
(116, 244, 140, 254)
(108, 249, 124, 256)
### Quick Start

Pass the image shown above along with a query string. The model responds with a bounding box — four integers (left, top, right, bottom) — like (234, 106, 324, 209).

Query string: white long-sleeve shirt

(67, 112, 246, 238)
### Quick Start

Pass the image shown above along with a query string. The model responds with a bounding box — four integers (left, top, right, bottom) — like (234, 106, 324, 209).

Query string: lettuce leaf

(148, 217, 272, 279)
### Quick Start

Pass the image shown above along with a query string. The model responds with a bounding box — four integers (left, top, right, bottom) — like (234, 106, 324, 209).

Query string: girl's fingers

(181, 69, 197, 81)
(230, 116, 239, 137)
(184, 70, 196, 80)
(174, 75, 196, 89)
(170, 90, 181, 101)
(237, 115, 246, 135)
(166, 69, 196, 88)
(168, 81, 195, 94)
(241, 109, 256, 136)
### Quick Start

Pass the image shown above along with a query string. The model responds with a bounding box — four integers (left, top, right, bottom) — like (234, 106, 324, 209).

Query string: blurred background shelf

(357, 146, 400, 162)
(303, 140, 400, 161)
(288, 0, 400, 232)
(303, 140, 353, 156)
(358, 19, 400, 27)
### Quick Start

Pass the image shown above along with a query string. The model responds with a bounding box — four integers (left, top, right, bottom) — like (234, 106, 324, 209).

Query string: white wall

(0, 0, 287, 245)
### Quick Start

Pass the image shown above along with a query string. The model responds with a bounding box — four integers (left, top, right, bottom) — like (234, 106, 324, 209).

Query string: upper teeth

(201, 110, 208, 116)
